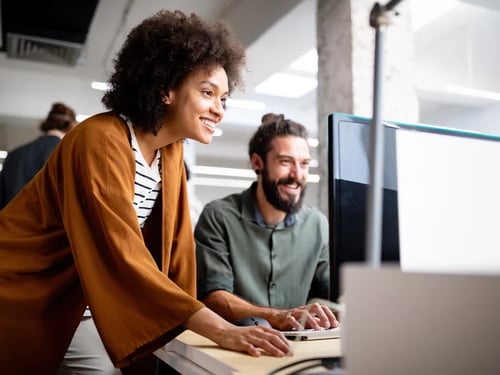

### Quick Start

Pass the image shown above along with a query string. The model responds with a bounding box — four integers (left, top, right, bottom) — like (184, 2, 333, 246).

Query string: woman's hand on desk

(216, 325, 293, 358)
(184, 307, 293, 357)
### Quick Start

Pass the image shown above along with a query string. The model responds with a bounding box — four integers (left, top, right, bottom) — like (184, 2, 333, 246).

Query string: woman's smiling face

(164, 65, 229, 144)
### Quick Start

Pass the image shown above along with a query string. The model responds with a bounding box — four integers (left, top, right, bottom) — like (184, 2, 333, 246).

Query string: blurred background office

(1, 0, 499, 215)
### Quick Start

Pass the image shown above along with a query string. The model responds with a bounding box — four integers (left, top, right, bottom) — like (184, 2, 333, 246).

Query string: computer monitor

(396, 124, 500, 275)
(328, 112, 500, 302)
(327, 113, 400, 302)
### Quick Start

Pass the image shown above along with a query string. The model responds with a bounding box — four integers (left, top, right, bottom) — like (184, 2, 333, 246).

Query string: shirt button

(270, 283, 276, 288)
(272, 254, 277, 260)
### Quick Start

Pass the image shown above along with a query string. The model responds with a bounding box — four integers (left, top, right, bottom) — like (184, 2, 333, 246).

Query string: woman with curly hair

(0, 10, 292, 375)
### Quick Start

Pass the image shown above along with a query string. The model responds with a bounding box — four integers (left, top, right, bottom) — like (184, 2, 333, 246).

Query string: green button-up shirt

(195, 183, 330, 308)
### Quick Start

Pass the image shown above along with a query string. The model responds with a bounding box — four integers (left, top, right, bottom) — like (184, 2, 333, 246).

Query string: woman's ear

(162, 93, 171, 105)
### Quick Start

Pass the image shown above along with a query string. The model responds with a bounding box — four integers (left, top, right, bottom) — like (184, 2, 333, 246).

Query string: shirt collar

(242, 182, 296, 228)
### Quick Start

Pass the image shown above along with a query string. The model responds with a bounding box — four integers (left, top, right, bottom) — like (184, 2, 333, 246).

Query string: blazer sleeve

(51, 122, 204, 367)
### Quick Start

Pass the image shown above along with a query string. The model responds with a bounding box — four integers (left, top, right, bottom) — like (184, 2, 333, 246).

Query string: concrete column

(316, 0, 419, 214)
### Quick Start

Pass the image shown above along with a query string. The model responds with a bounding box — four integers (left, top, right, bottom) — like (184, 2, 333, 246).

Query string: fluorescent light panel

(226, 98, 266, 110)
(192, 165, 320, 185)
(307, 138, 319, 148)
(255, 73, 318, 98)
(193, 177, 253, 188)
(91, 81, 109, 91)
(193, 165, 255, 178)
(446, 84, 500, 101)
(411, 0, 458, 30)
(290, 49, 318, 74)
(193, 175, 320, 188)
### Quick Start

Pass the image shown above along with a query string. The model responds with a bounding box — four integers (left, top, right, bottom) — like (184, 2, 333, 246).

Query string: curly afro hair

(102, 10, 246, 134)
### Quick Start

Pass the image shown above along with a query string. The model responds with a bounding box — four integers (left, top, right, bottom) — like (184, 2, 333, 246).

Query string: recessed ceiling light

(411, 0, 458, 30)
(255, 73, 318, 98)
(193, 177, 253, 188)
(308, 138, 319, 148)
(290, 49, 318, 74)
(446, 84, 500, 101)
(91, 81, 109, 91)
(226, 98, 266, 110)
(193, 165, 255, 178)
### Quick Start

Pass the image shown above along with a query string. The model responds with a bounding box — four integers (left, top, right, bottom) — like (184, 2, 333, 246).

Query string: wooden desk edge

(155, 330, 343, 375)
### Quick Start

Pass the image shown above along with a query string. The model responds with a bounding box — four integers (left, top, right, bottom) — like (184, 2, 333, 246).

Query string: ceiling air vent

(6, 33, 85, 66)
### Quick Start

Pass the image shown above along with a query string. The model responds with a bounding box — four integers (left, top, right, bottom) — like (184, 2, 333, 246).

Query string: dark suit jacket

(0, 135, 60, 209)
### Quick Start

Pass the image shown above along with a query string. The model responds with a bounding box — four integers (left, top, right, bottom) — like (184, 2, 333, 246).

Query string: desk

(154, 330, 342, 375)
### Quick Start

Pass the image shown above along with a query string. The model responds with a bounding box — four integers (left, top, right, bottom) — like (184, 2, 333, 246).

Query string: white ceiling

(1, 0, 500, 167)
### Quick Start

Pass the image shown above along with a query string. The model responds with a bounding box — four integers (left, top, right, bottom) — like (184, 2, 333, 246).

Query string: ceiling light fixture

(192, 177, 253, 189)
(290, 49, 318, 74)
(410, 0, 458, 31)
(226, 98, 266, 110)
(446, 84, 500, 101)
(192, 165, 320, 185)
(91, 81, 109, 91)
(193, 165, 255, 178)
(308, 138, 319, 148)
(255, 73, 318, 98)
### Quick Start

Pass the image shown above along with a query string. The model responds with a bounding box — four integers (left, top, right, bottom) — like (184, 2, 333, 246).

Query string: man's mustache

(277, 177, 305, 188)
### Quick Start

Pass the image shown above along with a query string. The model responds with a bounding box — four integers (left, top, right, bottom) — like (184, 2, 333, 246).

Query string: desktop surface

(155, 330, 342, 375)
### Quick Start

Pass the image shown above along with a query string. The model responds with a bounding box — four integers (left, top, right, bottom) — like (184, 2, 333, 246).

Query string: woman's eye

(202, 90, 213, 97)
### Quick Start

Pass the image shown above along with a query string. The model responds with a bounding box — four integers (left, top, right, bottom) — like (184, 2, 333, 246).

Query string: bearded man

(194, 113, 338, 331)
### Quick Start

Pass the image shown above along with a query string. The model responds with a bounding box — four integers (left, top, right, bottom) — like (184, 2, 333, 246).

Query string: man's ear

(251, 153, 264, 175)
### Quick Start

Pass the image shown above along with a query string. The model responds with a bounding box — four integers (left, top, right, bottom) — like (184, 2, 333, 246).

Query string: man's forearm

(201, 290, 280, 323)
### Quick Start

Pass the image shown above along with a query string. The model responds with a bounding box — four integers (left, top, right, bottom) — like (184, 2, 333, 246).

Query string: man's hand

(272, 303, 340, 330)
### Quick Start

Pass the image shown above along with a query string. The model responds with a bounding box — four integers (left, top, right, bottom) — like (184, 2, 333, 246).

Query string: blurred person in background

(0, 102, 78, 209)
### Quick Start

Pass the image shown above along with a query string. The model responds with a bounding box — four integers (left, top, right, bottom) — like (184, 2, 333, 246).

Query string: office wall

(421, 102, 500, 136)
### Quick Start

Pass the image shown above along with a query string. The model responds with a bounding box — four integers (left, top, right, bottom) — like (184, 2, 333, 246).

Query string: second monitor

(328, 113, 400, 302)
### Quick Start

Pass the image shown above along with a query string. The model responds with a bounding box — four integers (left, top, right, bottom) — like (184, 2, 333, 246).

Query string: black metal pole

(365, 1, 404, 267)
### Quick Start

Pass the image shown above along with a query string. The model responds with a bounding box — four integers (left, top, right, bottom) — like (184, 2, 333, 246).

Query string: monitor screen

(328, 112, 500, 302)
(396, 125, 500, 275)
(328, 113, 400, 302)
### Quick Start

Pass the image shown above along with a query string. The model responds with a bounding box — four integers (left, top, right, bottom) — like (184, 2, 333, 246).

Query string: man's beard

(261, 166, 306, 214)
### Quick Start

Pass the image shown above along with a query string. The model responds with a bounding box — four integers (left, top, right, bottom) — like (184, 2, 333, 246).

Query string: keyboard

(281, 327, 342, 341)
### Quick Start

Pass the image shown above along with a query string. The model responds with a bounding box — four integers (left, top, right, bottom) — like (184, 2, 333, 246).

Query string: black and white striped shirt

(126, 121, 161, 228)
